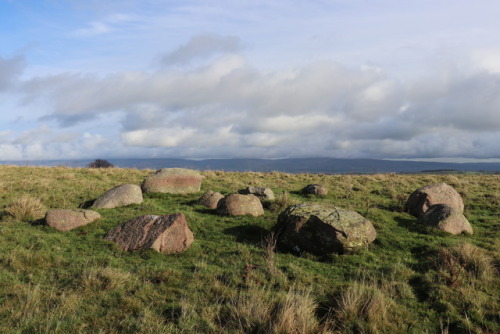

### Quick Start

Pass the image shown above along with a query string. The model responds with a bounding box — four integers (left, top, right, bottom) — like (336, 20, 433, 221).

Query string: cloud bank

(2, 32, 500, 161)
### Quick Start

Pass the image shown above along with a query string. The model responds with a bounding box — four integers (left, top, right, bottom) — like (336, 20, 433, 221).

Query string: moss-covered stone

(273, 203, 377, 254)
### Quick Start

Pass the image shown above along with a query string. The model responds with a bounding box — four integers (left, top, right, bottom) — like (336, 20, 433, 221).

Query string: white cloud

(0, 144, 23, 161)
(71, 13, 142, 37)
(73, 21, 112, 37)
(162, 33, 242, 66)
(0, 55, 24, 91)
(122, 127, 196, 147)
(13, 49, 500, 160)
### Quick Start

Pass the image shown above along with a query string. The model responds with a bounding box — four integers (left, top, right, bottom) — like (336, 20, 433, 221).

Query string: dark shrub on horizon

(87, 159, 114, 168)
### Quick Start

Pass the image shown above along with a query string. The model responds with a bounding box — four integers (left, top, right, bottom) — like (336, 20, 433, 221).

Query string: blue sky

(1, 0, 500, 161)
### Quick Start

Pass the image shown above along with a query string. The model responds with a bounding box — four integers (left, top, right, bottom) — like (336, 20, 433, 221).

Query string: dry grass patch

(328, 280, 400, 333)
(270, 191, 298, 212)
(5, 195, 46, 222)
(224, 285, 323, 334)
(81, 266, 137, 291)
(435, 242, 494, 286)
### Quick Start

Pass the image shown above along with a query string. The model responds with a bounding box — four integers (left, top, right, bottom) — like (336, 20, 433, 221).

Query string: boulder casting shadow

(223, 225, 269, 245)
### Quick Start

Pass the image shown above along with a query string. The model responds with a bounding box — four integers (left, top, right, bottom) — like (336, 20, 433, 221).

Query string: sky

(1, 0, 500, 161)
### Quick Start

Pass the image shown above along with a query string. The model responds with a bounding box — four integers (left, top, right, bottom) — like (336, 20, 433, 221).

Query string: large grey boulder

(302, 184, 328, 196)
(418, 204, 473, 235)
(105, 213, 194, 254)
(93, 184, 143, 209)
(405, 183, 464, 217)
(217, 194, 264, 216)
(198, 190, 225, 209)
(238, 186, 275, 201)
(45, 209, 101, 231)
(273, 203, 377, 254)
(141, 168, 203, 194)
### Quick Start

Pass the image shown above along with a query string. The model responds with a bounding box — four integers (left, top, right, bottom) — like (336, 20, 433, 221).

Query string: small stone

(302, 184, 328, 195)
(217, 194, 264, 216)
(198, 190, 225, 209)
(238, 186, 275, 201)
(45, 209, 100, 231)
(418, 204, 473, 235)
(93, 184, 143, 209)
(405, 183, 464, 217)
(141, 168, 203, 194)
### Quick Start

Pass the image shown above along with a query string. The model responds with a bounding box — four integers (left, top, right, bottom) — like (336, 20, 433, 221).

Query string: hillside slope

(0, 166, 498, 333)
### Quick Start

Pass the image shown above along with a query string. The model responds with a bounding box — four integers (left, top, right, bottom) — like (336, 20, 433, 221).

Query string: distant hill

(1, 158, 500, 174)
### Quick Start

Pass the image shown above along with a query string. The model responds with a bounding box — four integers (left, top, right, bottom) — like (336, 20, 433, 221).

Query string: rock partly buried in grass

(405, 183, 464, 217)
(105, 213, 194, 254)
(141, 168, 203, 194)
(45, 209, 101, 231)
(273, 203, 377, 254)
(418, 204, 473, 235)
(302, 184, 328, 196)
(92, 184, 143, 209)
(217, 194, 264, 216)
(198, 190, 224, 209)
(238, 186, 275, 201)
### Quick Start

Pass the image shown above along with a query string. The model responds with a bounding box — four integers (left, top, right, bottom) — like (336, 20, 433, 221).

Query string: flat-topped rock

(302, 184, 328, 195)
(217, 194, 264, 216)
(198, 190, 225, 209)
(418, 204, 473, 235)
(405, 183, 464, 217)
(105, 213, 194, 254)
(93, 184, 143, 209)
(238, 186, 275, 201)
(45, 209, 100, 231)
(273, 203, 376, 254)
(141, 168, 203, 194)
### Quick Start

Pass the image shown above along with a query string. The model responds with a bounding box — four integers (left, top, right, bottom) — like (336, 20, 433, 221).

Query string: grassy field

(0, 166, 498, 333)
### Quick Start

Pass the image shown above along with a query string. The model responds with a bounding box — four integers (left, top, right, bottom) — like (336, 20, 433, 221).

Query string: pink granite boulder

(405, 183, 464, 217)
(45, 209, 100, 231)
(141, 168, 202, 194)
(105, 213, 194, 254)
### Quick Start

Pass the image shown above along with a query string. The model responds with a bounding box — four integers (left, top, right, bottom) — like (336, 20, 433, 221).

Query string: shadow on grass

(395, 216, 426, 233)
(409, 244, 439, 273)
(79, 199, 95, 209)
(0, 210, 9, 221)
(375, 203, 404, 212)
(162, 305, 182, 325)
(408, 275, 434, 303)
(31, 218, 45, 226)
(224, 225, 269, 245)
(396, 216, 452, 238)
(194, 208, 220, 216)
(185, 199, 201, 206)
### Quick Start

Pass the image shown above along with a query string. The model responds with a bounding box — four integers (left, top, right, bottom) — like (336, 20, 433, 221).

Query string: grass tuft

(225, 285, 322, 333)
(329, 280, 400, 333)
(270, 191, 298, 212)
(5, 195, 46, 222)
(436, 243, 494, 285)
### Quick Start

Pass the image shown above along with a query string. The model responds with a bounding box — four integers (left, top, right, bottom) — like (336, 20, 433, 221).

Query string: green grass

(0, 166, 498, 333)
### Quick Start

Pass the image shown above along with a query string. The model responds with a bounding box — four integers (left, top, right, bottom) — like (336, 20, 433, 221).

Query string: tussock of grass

(270, 191, 298, 212)
(329, 281, 395, 333)
(452, 243, 494, 281)
(81, 266, 137, 291)
(224, 285, 321, 333)
(435, 242, 494, 286)
(5, 195, 46, 221)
